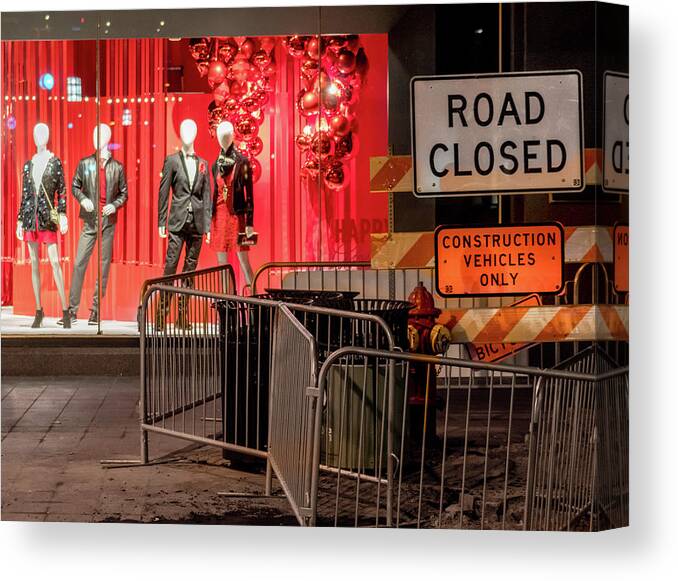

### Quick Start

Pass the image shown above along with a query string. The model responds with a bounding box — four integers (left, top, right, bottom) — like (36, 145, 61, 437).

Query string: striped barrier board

(437, 304, 628, 343)
(370, 148, 603, 193)
(371, 225, 613, 269)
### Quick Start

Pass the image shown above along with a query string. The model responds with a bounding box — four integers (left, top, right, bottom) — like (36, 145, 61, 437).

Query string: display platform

(0, 306, 139, 337)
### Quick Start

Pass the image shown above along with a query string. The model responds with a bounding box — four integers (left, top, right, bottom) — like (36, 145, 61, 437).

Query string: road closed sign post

(411, 71, 584, 196)
(434, 223, 565, 297)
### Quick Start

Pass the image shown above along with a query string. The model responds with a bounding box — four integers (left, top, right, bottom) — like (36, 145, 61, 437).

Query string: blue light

(67, 122, 74, 129)
(39, 73, 55, 91)
(6, 116, 16, 130)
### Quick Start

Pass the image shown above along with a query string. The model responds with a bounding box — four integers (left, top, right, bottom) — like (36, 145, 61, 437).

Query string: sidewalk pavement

(1, 376, 297, 525)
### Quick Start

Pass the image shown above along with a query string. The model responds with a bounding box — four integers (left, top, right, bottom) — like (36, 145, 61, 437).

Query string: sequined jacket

(17, 156, 67, 232)
(211, 146, 254, 227)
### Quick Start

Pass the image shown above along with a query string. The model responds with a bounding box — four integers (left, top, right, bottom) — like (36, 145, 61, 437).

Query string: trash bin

(321, 360, 408, 472)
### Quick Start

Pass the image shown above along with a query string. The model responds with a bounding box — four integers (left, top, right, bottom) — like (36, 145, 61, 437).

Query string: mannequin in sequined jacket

(15, 123, 70, 329)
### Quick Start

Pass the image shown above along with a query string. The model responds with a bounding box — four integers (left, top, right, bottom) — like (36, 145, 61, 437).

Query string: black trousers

(163, 211, 203, 277)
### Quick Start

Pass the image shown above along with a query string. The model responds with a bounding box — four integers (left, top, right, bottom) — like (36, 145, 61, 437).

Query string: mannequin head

(33, 123, 50, 150)
(216, 121, 235, 151)
(93, 123, 112, 152)
(179, 119, 198, 148)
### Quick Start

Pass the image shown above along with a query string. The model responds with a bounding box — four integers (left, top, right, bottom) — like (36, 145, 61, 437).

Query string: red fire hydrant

(406, 282, 450, 448)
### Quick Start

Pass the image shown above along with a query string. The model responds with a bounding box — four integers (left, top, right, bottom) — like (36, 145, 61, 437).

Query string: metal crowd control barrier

(137, 264, 237, 330)
(138, 284, 396, 524)
(307, 346, 628, 530)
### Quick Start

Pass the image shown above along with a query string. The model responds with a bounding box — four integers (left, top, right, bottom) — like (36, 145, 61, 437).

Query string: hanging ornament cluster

(188, 36, 278, 183)
(284, 34, 368, 191)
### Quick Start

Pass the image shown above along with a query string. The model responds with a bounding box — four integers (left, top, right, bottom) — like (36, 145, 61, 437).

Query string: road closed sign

(411, 71, 584, 196)
(434, 223, 564, 297)
(603, 72, 629, 193)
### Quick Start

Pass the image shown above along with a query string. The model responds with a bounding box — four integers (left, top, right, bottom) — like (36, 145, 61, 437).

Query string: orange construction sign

(613, 224, 629, 293)
(466, 294, 541, 363)
(434, 223, 564, 297)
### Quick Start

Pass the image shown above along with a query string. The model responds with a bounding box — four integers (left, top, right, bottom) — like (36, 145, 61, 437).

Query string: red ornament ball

(329, 114, 351, 138)
(222, 96, 239, 117)
(248, 137, 264, 157)
(284, 35, 308, 58)
(213, 81, 230, 105)
(323, 161, 348, 191)
(310, 130, 334, 159)
(208, 61, 227, 87)
(239, 38, 257, 60)
(305, 37, 320, 60)
(297, 90, 320, 116)
(235, 115, 259, 142)
(335, 49, 356, 75)
(218, 40, 238, 65)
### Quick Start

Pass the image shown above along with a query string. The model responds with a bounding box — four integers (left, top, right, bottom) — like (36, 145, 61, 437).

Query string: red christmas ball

(208, 61, 227, 87)
(284, 35, 308, 58)
(251, 48, 271, 71)
(300, 59, 320, 81)
(334, 132, 359, 160)
(229, 80, 246, 96)
(213, 80, 230, 105)
(248, 136, 264, 157)
(239, 37, 257, 60)
(302, 155, 320, 179)
(222, 96, 239, 117)
(335, 49, 356, 75)
(235, 114, 259, 142)
(218, 40, 238, 66)
(320, 82, 340, 112)
(310, 130, 334, 159)
(196, 60, 210, 78)
(295, 132, 312, 151)
(305, 36, 320, 60)
(326, 36, 348, 54)
(189, 38, 210, 61)
(297, 90, 320, 117)
(323, 160, 348, 191)
(241, 96, 259, 113)
(329, 114, 351, 138)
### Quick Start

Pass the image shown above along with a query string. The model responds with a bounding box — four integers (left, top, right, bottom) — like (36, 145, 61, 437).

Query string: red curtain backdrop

(1, 35, 388, 321)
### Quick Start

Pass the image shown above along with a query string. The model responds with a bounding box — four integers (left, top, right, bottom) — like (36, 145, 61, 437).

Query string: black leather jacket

(212, 146, 254, 227)
(72, 154, 128, 225)
(17, 156, 67, 232)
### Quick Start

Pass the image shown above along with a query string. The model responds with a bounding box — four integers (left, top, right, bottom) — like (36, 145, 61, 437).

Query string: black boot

(31, 308, 44, 328)
(57, 308, 76, 326)
(88, 309, 99, 326)
(61, 309, 72, 329)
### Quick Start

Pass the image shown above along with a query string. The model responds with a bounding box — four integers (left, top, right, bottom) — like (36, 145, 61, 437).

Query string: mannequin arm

(71, 159, 87, 205)
(16, 223, 23, 241)
(243, 160, 254, 227)
(158, 157, 173, 229)
(202, 162, 213, 225)
(112, 164, 129, 209)
(55, 158, 68, 214)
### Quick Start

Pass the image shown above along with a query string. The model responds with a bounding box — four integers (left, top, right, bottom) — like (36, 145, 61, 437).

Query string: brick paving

(1, 376, 297, 525)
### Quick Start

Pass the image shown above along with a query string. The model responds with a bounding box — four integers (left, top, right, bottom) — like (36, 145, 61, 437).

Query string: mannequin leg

(237, 251, 254, 287)
(26, 242, 42, 309)
(46, 243, 68, 310)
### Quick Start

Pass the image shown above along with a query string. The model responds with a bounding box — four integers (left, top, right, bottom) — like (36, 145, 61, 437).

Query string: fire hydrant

(406, 282, 451, 450)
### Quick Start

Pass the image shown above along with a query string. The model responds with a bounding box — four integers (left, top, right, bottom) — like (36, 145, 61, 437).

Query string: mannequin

(210, 121, 256, 287)
(157, 119, 212, 329)
(16, 123, 70, 328)
(62, 124, 128, 326)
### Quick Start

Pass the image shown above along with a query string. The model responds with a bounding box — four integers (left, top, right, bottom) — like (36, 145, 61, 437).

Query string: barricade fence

(137, 280, 628, 530)
(309, 346, 628, 530)
(138, 284, 398, 524)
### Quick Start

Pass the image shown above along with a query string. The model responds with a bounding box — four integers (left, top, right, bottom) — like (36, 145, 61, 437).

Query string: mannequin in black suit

(156, 119, 211, 330)
(158, 119, 212, 276)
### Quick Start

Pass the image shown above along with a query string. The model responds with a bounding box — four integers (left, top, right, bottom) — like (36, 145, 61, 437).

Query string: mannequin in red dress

(210, 121, 256, 287)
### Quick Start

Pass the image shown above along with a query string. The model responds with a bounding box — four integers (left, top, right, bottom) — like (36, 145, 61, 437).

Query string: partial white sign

(410, 70, 584, 196)
(603, 72, 629, 193)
